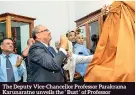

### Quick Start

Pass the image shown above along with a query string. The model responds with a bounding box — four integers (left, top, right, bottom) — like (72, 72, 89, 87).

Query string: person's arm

(29, 35, 68, 71)
(22, 45, 31, 57)
(15, 55, 26, 77)
(29, 46, 67, 71)
(22, 38, 35, 57)
(74, 54, 94, 64)
(17, 61, 26, 77)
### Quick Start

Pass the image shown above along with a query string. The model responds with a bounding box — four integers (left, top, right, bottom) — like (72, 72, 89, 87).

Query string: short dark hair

(66, 33, 68, 37)
(1, 37, 13, 45)
(32, 25, 43, 40)
(32, 28, 37, 40)
(69, 31, 76, 36)
(70, 31, 74, 32)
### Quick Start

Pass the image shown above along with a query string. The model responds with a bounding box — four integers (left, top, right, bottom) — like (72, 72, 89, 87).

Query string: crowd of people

(0, 25, 99, 82)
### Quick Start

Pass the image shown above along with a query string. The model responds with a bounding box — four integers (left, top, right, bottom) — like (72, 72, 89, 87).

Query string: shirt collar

(41, 42, 48, 47)
(2, 52, 13, 58)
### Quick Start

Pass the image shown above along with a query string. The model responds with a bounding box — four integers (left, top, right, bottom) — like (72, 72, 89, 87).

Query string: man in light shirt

(0, 38, 25, 82)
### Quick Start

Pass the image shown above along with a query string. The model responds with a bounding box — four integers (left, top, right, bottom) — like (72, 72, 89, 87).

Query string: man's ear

(0, 45, 3, 50)
(35, 33, 40, 39)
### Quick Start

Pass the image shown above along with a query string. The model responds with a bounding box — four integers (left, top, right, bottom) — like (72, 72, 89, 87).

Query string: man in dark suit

(27, 25, 68, 82)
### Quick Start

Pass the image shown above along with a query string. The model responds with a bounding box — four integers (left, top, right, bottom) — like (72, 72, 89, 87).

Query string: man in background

(68, 31, 77, 46)
(55, 41, 60, 52)
(74, 34, 90, 82)
(0, 38, 25, 82)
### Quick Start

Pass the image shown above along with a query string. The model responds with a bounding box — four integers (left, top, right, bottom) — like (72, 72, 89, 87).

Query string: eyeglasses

(36, 29, 49, 34)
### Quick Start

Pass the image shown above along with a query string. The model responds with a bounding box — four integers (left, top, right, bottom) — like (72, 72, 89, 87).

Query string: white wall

(74, 0, 112, 20)
(66, 1, 76, 31)
(0, 1, 69, 48)
(66, 0, 112, 30)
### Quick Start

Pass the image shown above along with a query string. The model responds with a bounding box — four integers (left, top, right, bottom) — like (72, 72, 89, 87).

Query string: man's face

(68, 32, 76, 42)
(76, 35, 84, 45)
(1, 39, 14, 53)
(36, 26, 52, 44)
(75, 31, 80, 36)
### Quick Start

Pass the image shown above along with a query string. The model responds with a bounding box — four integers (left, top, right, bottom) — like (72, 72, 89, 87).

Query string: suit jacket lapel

(36, 41, 53, 57)
(36, 41, 65, 77)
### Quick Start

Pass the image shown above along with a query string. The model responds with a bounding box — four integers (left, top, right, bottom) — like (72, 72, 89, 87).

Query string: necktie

(47, 47, 65, 77)
(6, 56, 15, 82)
(47, 47, 55, 57)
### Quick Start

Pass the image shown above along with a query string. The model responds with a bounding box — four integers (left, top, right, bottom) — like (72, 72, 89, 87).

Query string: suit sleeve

(29, 47, 66, 71)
